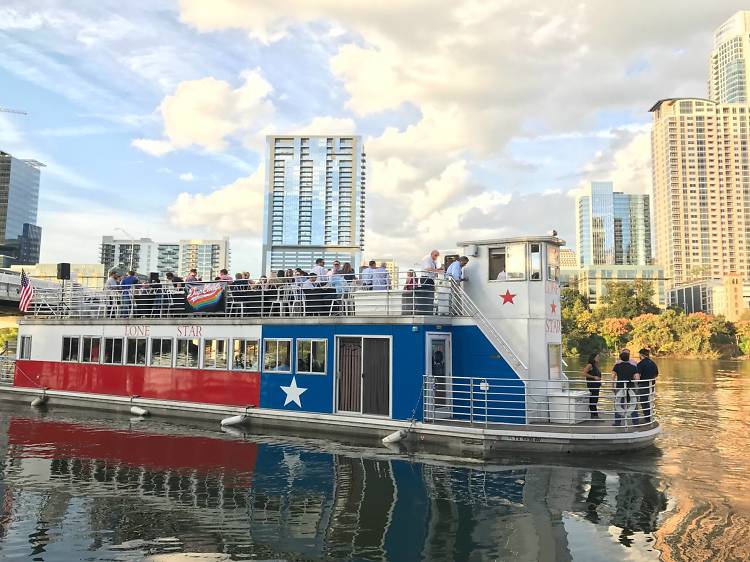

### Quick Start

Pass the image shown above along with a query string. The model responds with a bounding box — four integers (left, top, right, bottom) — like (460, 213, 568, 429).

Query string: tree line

(561, 280, 750, 358)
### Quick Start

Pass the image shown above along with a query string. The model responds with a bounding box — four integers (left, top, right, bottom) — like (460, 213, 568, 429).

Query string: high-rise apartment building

(576, 182, 651, 266)
(709, 11, 750, 103)
(262, 135, 366, 273)
(100, 237, 158, 274)
(0, 150, 43, 266)
(178, 238, 230, 280)
(100, 237, 195, 277)
(650, 98, 750, 286)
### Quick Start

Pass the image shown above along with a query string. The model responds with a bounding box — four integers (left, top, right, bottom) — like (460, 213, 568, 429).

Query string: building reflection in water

(0, 414, 671, 561)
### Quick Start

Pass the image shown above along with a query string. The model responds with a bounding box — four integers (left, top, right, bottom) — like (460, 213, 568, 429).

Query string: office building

(178, 238, 230, 280)
(650, 97, 750, 287)
(575, 264, 666, 308)
(100, 236, 158, 274)
(576, 182, 651, 266)
(0, 151, 43, 266)
(709, 12, 750, 103)
(262, 135, 366, 273)
(669, 274, 750, 321)
(11, 263, 106, 290)
(559, 248, 579, 288)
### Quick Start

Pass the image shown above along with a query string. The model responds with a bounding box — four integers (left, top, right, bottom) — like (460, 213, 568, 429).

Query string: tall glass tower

(0, 151, 43, 266)
(262, 136, 366, 274)
(576, 182, 651, 266)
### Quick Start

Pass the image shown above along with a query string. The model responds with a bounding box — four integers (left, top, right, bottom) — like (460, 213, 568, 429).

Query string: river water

(0, 358, 748, 561)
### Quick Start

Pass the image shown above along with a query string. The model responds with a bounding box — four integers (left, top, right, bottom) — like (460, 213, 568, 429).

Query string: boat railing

(423, 374, 657, 432)
(25, 272, 468, 320)
(446, 278, 528, 375)
(0, 356, 15, 386)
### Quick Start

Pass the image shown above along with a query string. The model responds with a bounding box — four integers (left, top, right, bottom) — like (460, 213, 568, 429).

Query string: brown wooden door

(362, 338, 390, 416)
(337, 337, 362, 412)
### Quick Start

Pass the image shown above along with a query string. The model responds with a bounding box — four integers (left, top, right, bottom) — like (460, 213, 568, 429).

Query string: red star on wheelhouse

(550, 302, 557, 314)
(500, 289, 516, 305)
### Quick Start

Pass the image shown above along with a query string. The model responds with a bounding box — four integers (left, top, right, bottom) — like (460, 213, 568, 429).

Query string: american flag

(19, 270, 33, 313)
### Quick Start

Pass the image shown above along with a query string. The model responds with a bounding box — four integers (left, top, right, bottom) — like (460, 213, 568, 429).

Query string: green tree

(599, 280, 660, 319)
(737, 320, 750, 355)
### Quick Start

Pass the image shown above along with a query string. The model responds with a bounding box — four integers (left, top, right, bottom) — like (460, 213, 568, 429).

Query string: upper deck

(24, 272, 465, 324)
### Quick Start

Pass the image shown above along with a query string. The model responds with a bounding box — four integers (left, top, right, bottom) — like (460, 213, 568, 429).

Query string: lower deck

(0, 383, 660, 455)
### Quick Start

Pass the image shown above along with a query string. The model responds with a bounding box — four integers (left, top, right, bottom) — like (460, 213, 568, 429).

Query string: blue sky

(0, 1, 745, 274)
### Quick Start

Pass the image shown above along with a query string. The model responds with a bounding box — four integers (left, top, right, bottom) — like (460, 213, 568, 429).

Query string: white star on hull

(281, 376, 307, 408)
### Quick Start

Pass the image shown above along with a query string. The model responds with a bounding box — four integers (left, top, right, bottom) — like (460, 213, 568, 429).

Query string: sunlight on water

(0, 358, 749, 561)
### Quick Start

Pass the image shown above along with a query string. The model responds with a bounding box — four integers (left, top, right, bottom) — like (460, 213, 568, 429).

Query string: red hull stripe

(14, 360, 260, 408)
(7, 417, 257, 479)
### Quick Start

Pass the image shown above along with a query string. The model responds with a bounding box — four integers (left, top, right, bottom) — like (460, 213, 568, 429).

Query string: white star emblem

(280, 376, 307, 408)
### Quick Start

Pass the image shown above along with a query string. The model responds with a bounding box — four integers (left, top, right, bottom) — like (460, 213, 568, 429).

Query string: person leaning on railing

(636, 348, 658, 424)
(417, 250, 444, 315)
(611, 350, 640, 427)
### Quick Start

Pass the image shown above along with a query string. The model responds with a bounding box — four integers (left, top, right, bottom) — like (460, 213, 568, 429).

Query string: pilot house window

(489, 243, 526, 281)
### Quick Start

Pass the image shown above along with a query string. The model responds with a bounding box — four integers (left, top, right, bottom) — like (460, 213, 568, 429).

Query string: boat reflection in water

(0, 410, 669, 561)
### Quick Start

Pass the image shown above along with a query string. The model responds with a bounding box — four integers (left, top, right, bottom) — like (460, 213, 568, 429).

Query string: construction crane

(0, 107, 27, 115)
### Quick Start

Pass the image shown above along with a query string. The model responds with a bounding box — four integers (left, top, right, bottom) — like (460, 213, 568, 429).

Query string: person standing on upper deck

(185, 269, 199, 282)
(446, 256, 468, 283)
(120, 270, 139, 317)
(371, 262, 390, 291)
(311, 258, 329, 286)
(361, 261, 375, 289)
(417, 250, 444, 314)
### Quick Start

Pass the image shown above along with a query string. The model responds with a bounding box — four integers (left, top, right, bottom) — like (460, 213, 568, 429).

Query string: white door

(426, 332, 452, 418)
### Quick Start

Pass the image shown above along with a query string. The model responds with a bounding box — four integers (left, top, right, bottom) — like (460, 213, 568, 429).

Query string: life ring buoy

(614, 387, 637, 415)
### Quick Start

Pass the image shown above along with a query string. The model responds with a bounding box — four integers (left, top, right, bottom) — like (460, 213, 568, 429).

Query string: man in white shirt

(311, 258, 329, 286)
(361, 261, 375, 289)
(417, 250, 444, 314)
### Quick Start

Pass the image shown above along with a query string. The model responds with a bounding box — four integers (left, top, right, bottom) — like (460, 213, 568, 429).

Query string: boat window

(125, 337, 147, 366)
(263, 339, 292, 373)
(232, 339, 259, 371)
(297, 339, 327, 374)
(548, 344, 562, 379)
(62, 337, 80, 362)
(530, 243, 542, 280)
(547, 244, 560, 281)
(175, 339, 200, 369)
(19, 336, 32, 360)
(150, 338, 173, 368)
(203, 339, 228, 369)
(81, 337, 101, 363)
(102, 338, 124, 365)
(489, 244, 526, 281)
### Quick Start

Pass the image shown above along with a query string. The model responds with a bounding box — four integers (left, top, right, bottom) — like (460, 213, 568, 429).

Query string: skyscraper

(262, 135, 366, 273)
(575, 182, 651, 266)
(0, 150, 43, 266)
(178, 238, 230, 280)
(650, 99, 750, 287)
(100, 236, 158, 273)
(709, 11, 750, 103)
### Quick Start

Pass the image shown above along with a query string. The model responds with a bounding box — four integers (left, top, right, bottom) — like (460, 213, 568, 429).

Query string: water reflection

(0, 409, 674, 561)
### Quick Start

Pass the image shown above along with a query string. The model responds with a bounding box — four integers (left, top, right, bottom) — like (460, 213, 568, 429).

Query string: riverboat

(1, 235, 660, 455)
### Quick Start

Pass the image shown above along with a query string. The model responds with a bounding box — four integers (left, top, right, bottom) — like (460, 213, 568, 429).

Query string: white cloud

(167, 165, 266, 235)
(131, 138, 174, 156)
(178, 172, 195, 182)
(133, 68, 275, 155)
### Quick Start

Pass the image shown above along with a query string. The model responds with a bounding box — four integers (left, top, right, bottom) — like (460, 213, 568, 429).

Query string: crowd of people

(103, 251, 471, 318)
(582, 348, 659, 426)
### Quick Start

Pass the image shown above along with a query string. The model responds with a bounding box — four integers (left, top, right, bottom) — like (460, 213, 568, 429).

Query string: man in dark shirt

(637, 348, 659, 424)
(612, 350, 640, 426)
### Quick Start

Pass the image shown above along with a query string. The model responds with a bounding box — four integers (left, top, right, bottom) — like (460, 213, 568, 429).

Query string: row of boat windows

(53, 336, 327, 375)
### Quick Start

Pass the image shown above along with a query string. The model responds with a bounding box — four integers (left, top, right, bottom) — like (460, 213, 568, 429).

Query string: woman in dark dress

(582, 352, 602, 418)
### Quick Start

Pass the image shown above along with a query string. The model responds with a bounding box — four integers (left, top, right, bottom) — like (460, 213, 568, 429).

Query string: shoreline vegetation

(562, 281, 750, 359)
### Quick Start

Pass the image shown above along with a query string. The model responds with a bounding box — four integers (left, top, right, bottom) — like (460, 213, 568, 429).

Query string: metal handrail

(423, 374, 657, 432)
(25, 272, 461, 321)
(446, 278, 528, 374)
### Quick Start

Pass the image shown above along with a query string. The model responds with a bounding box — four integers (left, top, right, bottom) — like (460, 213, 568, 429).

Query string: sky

(0, 0, 746, 275)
